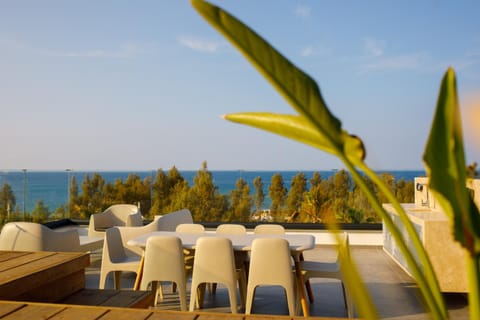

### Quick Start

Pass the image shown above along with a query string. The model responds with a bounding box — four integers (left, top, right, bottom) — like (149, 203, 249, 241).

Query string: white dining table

(127, 231, 315, 316)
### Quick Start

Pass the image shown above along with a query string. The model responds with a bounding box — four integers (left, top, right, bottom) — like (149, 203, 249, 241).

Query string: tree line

(0, 161, 420, 224)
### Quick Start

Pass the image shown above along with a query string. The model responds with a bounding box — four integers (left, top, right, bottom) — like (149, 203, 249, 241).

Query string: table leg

(133, 254, 145, 291)
(293, 253, 309, 317)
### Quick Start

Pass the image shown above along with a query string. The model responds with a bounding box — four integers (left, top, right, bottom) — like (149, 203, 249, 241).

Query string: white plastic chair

(253, 224, 285, 234)
(88, 204, 142, 237)
(99, 219, 161, 289)
(246, 237, 297, 316)
(140, 235, 188, 310)
(175, 223, 205, 234)
(189, 236, 246, 314)
(216, 224, 247, 235)
(301, 232, 353, 318)
(0, 222, 81, 252)
(213, 224, 248, 294)
(155, 208, 193, 231)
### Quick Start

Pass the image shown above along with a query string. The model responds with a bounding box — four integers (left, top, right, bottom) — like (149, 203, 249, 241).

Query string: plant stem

(343, 159, 448, 319)
(468, 253, 480, 320)
(360, 164, 447, 317)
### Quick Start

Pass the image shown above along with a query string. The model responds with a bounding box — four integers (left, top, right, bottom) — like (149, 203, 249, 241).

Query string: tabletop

(127, 231, 315, 252)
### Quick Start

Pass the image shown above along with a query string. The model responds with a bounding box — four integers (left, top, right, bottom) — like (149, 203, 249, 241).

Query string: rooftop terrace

(85, 239, 469, 319)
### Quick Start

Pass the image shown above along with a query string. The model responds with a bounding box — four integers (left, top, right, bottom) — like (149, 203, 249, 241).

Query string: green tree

(0, 183, 16, 222)
(252, 176, 265, 213)
(31, 200, 50, 223)
(298, 172, 326, 223)
(376, 173, 396, 205)
(350, 175, 377, 223)
(332, 169, 351, 222)
(79, 173, 105, 216)
(151, 168, 170, 216)
(189, 161, 226, 221)
(168, 166, 185, 190)
(228, 178, 252, 222)
(269, 173, 287, 220)
(123, 174, 150, 212)
(309, 172, 322, 188)
(285, 172, 307, 219)
(68, 176, 80, 218)
(167, 180, 191, 213)
(396, 178, 414, 204)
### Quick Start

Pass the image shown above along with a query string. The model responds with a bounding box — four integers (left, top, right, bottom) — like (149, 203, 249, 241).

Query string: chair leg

(189, 282, 206, 311)
(285, 286, 297, 317)
(305, 279, 314, 303)
(245, 286, 256, 314)
(341, 282, 354, 319)
(99, 270, 108, 289)
(238, 269, 247, 309)
(227, 284, 238, 314)
(189, 282, 198, 311)
(178, 282, 188, 311)
(113, 271, 122, 289)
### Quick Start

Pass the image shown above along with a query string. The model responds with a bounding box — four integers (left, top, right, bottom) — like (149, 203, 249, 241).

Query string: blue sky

(1, 0, 479, 171)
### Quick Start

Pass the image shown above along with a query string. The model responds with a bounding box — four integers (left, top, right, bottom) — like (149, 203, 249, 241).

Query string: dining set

(129, 224, 313, 315)
(98, 209, 352, 318)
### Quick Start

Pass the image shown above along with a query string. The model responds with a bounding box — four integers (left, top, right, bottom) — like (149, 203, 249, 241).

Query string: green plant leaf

(191, 0, 365, 165)
(423, 67, 480, 254)
(224, 112, 365, 166)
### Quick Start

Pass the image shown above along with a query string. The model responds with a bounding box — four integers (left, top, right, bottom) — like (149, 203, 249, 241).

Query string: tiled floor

(85, 245, 470, 319)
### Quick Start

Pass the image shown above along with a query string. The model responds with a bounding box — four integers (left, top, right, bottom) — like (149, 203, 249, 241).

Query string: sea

(0, 170, 425, 213)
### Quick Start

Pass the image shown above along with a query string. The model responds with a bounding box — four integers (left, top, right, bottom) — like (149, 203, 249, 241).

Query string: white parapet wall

(285, 229, 383, 246)
(205, 228, 383, 246)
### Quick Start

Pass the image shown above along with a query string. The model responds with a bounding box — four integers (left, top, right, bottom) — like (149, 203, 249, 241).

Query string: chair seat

(301, 260, 340, 274)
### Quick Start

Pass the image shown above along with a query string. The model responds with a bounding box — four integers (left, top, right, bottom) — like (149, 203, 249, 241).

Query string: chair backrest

(140, 235, 185, 288)
(104, 219, 163, 261)
(0, 222, 81, 252)
(216, 224, 247, 235)
(337, 232, 350, 263)
(193, 237, 236, 283)
(88, 204, 142, 236)
(248, 237, 294, 286)
(175, 223, 205, 234)
(106, 204, 142, 227)
(156, 209, 193, 231)
(254, 224, 285, 234)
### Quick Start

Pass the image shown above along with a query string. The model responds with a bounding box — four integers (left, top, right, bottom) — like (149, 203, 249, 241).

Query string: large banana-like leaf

(225, 112, 365, 165)
(423, 68, 480, 253)
(191, 0, 365, 165)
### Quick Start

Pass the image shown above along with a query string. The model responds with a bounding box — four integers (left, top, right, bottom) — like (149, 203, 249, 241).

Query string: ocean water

(0, 170, 425, 213)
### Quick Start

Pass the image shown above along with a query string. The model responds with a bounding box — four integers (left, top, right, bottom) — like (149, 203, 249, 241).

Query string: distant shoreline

(0, 169, 425, 213)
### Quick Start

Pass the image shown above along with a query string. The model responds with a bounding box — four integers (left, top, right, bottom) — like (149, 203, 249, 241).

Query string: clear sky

(1, 0, 479, 171)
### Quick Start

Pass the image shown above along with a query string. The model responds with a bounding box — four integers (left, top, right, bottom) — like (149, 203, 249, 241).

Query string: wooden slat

(49, 306, 108, 320)
(0, 301, 26, 317)
(60, 289, 154, 309)
(0, 300, 346, 320)
(100, 290, 153, 308)
(15, 269, 85, 302)
(197, 313, 245, 320)
(0, 251, 32, 264)
(0, 252, 56, 272)
(147, 310, 198, 320)
(0, 304, 66, 320)
(60, 289, 119, 306)
(97, 309, 154, 320)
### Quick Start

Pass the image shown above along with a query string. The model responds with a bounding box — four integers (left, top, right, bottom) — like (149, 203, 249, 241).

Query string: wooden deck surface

(0, 251, 89, 302)
(0, 301, 343, 320)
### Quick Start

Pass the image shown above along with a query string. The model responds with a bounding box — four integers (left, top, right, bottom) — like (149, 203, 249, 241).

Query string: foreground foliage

(191, 0, 479, 319)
